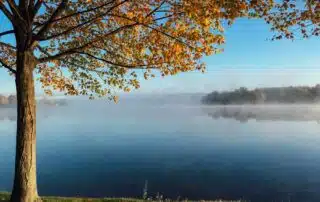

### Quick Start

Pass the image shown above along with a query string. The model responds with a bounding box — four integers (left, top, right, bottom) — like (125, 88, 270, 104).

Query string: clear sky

(0, 18, 319, 95)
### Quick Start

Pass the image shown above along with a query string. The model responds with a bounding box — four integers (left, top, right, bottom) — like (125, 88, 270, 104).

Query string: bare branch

(7, 0, 26, 22)
(30, 0, 43, 19)
(34, 0, 43, 12)
(0, 2, 15, 23)
(0, 30, 14, 37)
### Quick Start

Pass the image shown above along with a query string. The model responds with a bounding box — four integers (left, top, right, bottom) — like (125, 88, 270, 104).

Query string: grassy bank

(0, 192, 243, 202)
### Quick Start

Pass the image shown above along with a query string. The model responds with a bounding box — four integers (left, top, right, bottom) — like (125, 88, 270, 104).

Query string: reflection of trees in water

(0, 100, 68, 122)
(207, 108, 256, 123)
(0, 107, 16, 121)
(0, 114, 15, 121)
(203, 105, 320, 123)
(0, 115, 16, 122)
(0, 108, 52, 122)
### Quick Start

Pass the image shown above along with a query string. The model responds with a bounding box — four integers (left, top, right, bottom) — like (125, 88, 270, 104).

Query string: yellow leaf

(203, 18, 211, 27)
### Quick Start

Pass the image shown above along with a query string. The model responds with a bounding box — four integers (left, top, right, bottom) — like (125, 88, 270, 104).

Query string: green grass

(0, 192, 244, 202)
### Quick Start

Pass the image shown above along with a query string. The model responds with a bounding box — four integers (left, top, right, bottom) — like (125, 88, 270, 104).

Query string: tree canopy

(0, 1, 317, 101)
(0, 0, 278, 102)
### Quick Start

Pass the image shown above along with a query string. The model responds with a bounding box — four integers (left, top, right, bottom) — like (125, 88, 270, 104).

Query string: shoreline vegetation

(202, 85, 320, 105)
(0, 94, 67, 107)
(201, 85, 320, 122)
(0, 193, 243, 202)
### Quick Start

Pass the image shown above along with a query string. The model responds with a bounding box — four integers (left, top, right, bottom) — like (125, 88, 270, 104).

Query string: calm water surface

(1, 96, 320, 202)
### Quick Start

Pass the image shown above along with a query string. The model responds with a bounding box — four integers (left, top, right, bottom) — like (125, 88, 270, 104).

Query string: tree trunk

(10, 51, 39, 202)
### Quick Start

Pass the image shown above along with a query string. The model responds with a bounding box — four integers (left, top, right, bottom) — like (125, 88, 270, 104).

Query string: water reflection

(4, 103, 320, 123)
(2, 100, 320, 201)
(203, 104, 320, 123)
(0, 106, 66, 122)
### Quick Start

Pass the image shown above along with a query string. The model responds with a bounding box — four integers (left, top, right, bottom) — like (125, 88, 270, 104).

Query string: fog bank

(203, 104, 320, 123)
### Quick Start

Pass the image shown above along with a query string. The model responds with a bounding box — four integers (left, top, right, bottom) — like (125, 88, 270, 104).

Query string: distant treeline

(0, 95, 16, 105)
(0, 94, 67, 106)
(202, 85, 320, 105)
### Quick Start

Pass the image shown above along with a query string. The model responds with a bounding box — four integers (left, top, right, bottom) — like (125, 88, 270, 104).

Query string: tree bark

(10, 51, 39, 202)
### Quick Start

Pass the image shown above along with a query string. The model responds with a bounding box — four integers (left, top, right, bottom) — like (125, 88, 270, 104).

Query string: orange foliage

(0, 0, 317, 100)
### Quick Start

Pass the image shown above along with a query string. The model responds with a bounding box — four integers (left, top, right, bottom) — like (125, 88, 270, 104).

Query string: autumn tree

(0, 0, 314, 202)
(265, 0, 320, 39)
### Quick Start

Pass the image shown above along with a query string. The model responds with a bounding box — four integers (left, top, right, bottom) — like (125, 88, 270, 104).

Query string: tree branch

(92, 44, 134, 62)
(33, 0, 116, 29)
(7, 0, 26, 22)
(76, 51, 148, 68)
(37, 7, 185, 63)
(76, 51, 166, 69)
(37, 3, 189, 64)
(108, 13, 192, 49)
(35, 0, 68, 39)
(39, 44, 134, 73)
(34, 0, 43, 13)
(35, 0, 129, 41)
(38, 48, 76, 63)
(0, 41, 16, 50)
(146, 0, 166, 17)
(0, 2, 15, 24)
(19, 0, 28, 11)
(0, 30, 15, 37)
(36, 13, 102, 41)
(38, 22, 138, 62)
(61, 58, 109, 74)
(37, 42, 162, 72)
(0, 58, 16, 74)
(30, 0, 43, 19)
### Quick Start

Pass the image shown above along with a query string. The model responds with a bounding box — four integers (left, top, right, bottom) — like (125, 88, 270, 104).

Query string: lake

(1, 95, 320, 202)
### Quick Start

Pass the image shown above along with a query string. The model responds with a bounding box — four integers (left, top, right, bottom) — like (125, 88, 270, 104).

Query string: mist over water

(203, 104, 320, 123)
(1, 94, 320, 201)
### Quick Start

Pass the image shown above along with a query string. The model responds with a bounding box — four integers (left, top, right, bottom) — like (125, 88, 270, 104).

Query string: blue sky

(0, 18, 319, 95)
(138, 18, 320, 94)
